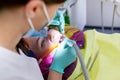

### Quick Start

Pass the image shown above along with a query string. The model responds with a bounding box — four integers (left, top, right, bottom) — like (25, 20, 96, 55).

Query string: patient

(23, 29, 77, 80)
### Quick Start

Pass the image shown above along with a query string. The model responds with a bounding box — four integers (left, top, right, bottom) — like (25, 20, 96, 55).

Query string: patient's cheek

(54, 35, 61, 43)
(53, 33, 62, 44)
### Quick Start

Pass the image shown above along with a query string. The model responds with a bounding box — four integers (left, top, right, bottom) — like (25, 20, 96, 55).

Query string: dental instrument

(101, 0, 120, 32)
(115, 0, 120, 17)
(73, 42, 90, 80)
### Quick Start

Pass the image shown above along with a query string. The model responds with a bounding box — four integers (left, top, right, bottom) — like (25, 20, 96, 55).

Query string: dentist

(0, 0, 76, 80)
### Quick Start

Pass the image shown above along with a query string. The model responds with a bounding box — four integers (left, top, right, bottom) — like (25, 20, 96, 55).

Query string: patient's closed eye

(41, 38, 45, 48)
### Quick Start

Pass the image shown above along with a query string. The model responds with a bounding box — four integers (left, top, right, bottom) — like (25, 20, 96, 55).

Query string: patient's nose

(47, 33, 53, 42)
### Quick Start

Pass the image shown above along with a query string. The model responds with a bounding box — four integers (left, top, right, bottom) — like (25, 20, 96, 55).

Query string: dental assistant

(0, 0, 76, 80)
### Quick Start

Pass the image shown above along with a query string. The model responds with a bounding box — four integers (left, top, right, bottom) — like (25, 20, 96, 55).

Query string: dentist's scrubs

(0, 47, 44, 80)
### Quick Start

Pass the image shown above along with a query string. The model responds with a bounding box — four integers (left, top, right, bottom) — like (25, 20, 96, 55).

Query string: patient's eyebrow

(36, 37, 45, 49)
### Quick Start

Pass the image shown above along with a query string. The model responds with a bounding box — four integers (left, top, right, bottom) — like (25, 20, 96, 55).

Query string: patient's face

(24, 29, 62, 58)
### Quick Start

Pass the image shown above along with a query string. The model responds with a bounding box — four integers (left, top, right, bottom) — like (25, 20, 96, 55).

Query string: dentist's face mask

(23, 18, 48, 38)
(23, 2, 50, 38)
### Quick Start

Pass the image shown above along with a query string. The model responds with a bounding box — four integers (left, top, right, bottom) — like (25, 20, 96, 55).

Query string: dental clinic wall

(69, 0, 87, 30)
(87, 0, 120, 27)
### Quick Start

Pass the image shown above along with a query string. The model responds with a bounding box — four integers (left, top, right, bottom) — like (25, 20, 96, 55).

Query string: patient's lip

(59, 36, 65, 43)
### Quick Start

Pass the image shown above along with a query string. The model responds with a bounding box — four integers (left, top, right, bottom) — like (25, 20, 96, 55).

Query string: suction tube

(73, 43, 90, 80)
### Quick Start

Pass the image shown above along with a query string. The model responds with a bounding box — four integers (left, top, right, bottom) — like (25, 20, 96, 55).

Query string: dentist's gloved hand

(49, 8, 65, 34)
(50, 38, 76, 74)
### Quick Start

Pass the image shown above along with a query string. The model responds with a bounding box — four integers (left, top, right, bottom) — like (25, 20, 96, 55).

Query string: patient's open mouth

(59, 35, 65, 43)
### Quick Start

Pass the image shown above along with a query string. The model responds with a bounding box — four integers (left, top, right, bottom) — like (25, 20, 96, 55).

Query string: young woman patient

(23, 29, 77, 80)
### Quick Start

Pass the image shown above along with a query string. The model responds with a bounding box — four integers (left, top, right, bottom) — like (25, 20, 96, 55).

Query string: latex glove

(49, 8, 66, 34)
(50, 38, 76, 74)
